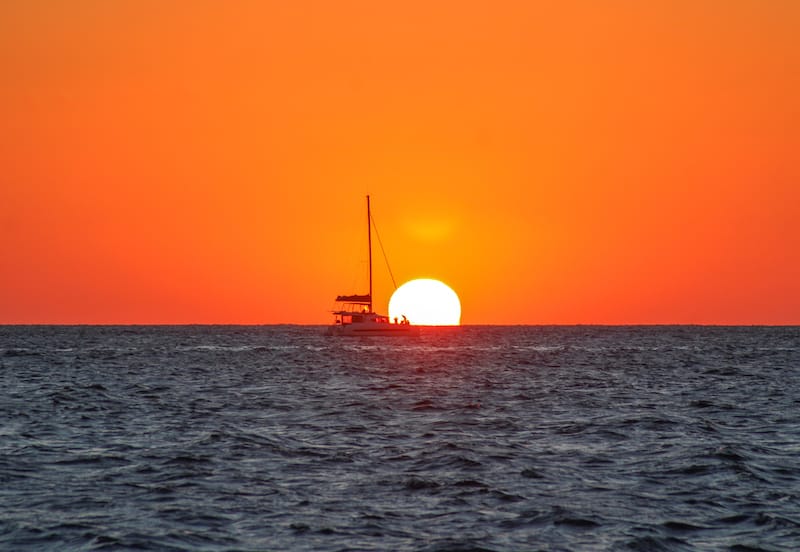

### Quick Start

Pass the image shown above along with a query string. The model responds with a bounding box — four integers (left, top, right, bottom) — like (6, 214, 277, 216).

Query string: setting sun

(388, 279, 461, 326)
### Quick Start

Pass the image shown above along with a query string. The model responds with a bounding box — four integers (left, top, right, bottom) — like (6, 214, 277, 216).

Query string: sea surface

(1, 325, 799, 551)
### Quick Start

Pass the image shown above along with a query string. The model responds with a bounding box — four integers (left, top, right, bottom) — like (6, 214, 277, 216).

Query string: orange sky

(1, 1, 798, 324)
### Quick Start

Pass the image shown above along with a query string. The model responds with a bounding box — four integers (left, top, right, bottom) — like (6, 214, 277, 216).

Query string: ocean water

(1, 325, 799, 551)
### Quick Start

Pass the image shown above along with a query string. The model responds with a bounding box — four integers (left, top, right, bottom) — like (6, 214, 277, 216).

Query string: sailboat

(327, 196, 419, 336)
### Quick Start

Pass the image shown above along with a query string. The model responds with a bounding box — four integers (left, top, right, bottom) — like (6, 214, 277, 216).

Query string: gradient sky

(2, 1, 798, 324)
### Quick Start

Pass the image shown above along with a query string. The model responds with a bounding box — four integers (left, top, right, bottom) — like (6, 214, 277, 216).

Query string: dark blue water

(1, 326, 799, 551)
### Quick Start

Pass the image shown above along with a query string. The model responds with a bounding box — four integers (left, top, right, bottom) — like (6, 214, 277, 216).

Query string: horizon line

(1, 323, 798, 328)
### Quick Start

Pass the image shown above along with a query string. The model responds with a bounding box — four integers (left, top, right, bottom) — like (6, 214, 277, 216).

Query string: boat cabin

(333, 312, 392, 326)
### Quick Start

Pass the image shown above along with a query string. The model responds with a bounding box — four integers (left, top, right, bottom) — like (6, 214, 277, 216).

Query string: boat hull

(326, 323, 419, 337)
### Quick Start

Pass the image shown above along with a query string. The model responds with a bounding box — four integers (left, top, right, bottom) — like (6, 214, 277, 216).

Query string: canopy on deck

(335, 294, 371, 304)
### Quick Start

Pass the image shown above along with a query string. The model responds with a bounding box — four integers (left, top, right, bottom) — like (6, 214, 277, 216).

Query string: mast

(367, 195, 373, 313)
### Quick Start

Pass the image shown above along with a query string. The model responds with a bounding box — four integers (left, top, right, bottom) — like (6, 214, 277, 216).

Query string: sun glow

(388, 279, 461, 326)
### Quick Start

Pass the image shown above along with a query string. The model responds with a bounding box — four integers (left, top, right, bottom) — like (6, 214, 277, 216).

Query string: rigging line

(370, 213, 398, 291)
